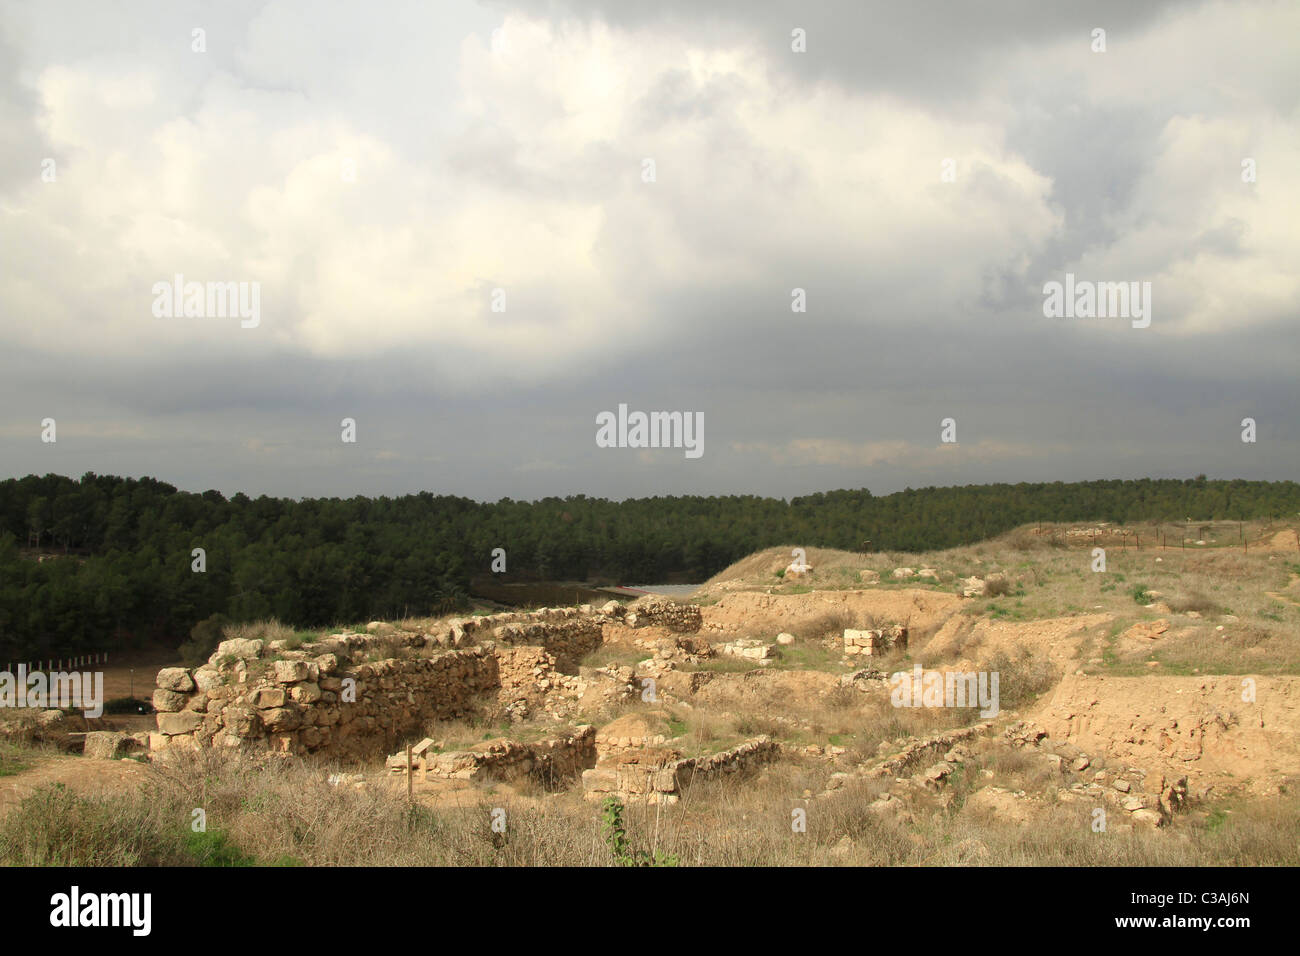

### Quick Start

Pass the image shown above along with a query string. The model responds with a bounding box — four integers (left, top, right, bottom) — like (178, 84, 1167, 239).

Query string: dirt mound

(1032, 674, 1300, 794)
(676, 669, 840, 711)
(700, 588, 962, 636)
(700, 546, 865, 589)
(920, 613, 1112, 666)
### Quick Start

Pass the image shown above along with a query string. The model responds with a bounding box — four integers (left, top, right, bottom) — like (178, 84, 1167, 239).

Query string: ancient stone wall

(489, 618, 602, 672)
(153, 648, 499, 760)
(392, 725, 596, 786)
(843, 625, 907, 657)
(583, 736, 779, 804)
(618, 599, 703, 633)
(150, 603, 663, 759)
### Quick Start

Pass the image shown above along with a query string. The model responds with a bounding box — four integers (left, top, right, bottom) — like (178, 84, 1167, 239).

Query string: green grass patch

(184, 828, 258, 867)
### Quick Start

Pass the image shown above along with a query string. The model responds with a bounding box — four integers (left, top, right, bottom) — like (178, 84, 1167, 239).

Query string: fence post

(406, 745, 414, 804)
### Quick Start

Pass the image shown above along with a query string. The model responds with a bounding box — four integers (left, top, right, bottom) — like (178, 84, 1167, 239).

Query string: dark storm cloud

(0, 0, 1295, 501)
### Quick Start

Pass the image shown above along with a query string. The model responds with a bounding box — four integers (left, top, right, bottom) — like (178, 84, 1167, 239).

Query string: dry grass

(221, 620, 296, 645)
(2, 737, 1297, 866)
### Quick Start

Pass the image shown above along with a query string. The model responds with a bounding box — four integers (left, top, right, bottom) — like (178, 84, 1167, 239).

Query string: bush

(795, 608, 858, 642)
(0, 783, 188, 866)
(179, 613, 231, 668)
(1167, 592, 1221, 615)
(600, 797, 678, 867)
(985, 577, 1014, 598)
(184, 829, 257, 867)
(984, 651, 1059, 709)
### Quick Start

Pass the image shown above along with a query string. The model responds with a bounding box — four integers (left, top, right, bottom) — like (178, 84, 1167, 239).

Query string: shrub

(184, 828, 257, 867)
(795, 608, 858, 642)
(179, 613, 230, 668)
(0, 743, 29, 778)
(0, 783, 188, 866)
(1167, 592, 1221, 615)
(984, 651, 1059, 709)
(985, 577, 1014, 598)
(600, 797, 678, 867)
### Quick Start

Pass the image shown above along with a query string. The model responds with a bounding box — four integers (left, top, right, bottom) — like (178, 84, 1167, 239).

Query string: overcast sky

(1, 0, 1296, 501)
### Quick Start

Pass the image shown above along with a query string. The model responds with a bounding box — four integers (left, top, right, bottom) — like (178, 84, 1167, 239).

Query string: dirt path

(1265, 572, 1300, 607)
(0, 754, 147, 815)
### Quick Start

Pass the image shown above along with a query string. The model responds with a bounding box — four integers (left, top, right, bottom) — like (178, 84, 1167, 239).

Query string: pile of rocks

(716, 638, 776, 664)
(838, 667, 891, 691)
(83, 730, 149, 760)
(842, 625, 907, 657)
(1003, 721, 1190, 828)
(389, 726, 596, 786)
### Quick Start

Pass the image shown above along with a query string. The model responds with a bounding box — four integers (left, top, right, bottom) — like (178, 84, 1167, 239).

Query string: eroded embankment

(1032, 673, 1300, 794)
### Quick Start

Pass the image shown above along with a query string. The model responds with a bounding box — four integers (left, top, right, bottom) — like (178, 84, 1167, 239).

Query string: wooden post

(406, 744, 413, 803)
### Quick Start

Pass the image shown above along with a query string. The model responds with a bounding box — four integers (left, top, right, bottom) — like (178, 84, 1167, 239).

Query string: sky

(0, 0, 1296, 502)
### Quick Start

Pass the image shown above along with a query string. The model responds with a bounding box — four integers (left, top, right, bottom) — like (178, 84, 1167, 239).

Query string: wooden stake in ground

(406, 745, 413, 803)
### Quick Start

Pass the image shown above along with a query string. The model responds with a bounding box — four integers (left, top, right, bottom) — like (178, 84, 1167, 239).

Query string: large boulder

(156, 668, 195, 692)
(261, 707, 302, 732)
(248, 687, 287, 709)
(273, 660, 311, 684)
(83, 731, 139, 760)
(224, 707, 262, 738)
(157, 711, 203, 735)
(152, 688, 188, 713)
(192, 667, 223, 692)
(289, 682, 322, 704)
(211, 638, 264, 664)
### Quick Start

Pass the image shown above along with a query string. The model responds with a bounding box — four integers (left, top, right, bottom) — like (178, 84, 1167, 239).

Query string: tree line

(2, 472, 1297, 660)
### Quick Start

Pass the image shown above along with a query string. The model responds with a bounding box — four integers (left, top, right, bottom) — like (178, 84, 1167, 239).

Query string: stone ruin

(149, 598, 717, 760)
(604, 598, 703, 633)
(385, 725, 597, 788)
(150, 604, 627, 758)
(580, 714, 779, 805)
(842, 624, 907, 658)
(146, 595, 894, 806)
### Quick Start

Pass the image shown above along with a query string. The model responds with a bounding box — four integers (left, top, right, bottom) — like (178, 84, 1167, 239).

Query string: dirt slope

(1032, 674, 1300, 795)
(700, 588, 963, 635)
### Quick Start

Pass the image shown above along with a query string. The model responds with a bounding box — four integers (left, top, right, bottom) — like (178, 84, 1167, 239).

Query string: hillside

(4, 518, 1299, 867)
(3, 473, 1299, 661)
